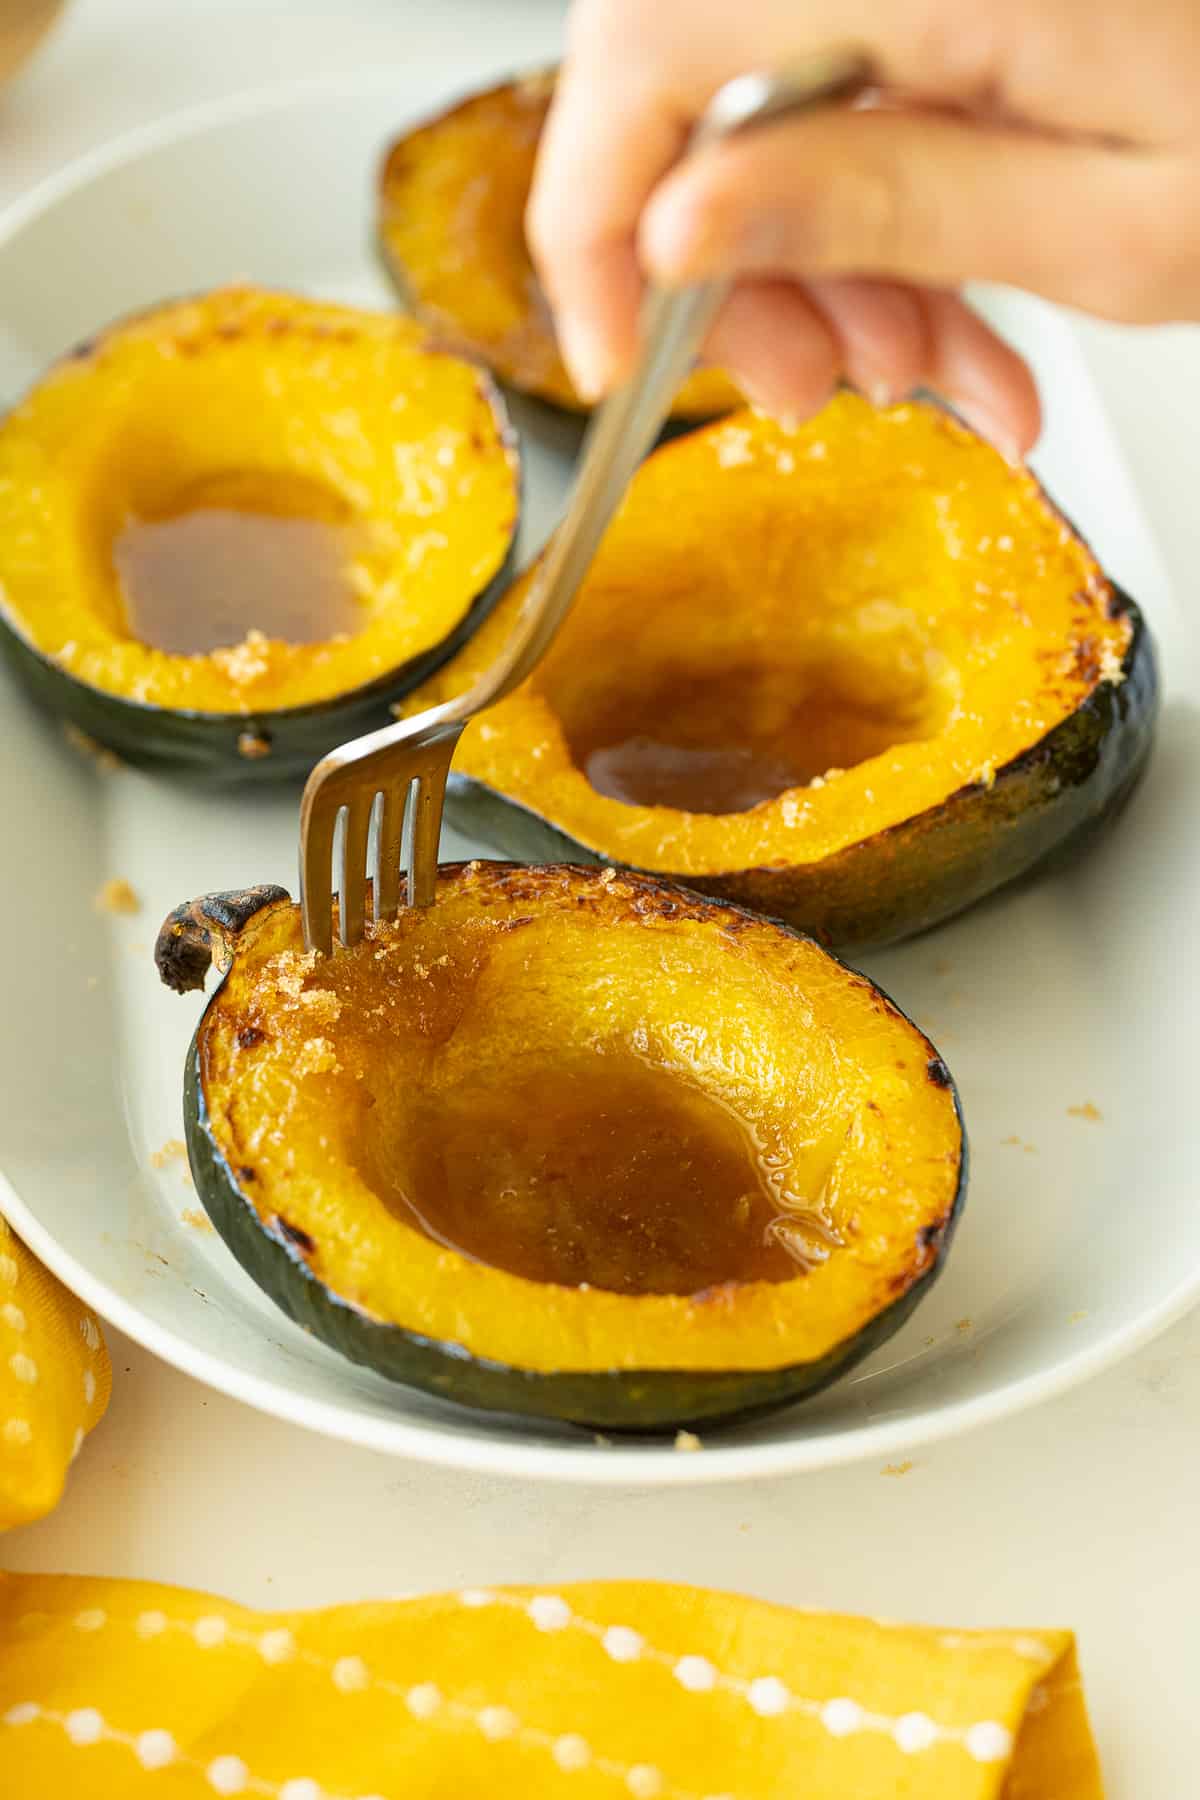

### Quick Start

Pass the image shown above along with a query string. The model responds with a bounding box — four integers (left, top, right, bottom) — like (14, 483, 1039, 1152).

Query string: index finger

(524, 0, 895, 396)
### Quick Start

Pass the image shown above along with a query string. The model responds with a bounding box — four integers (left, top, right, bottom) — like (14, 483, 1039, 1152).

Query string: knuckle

(1071, 170, 1197, 323)
(802, 157, 928, 274)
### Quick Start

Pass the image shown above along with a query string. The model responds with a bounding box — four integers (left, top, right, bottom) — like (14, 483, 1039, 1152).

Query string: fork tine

(409, 760, 450, 908)
(375, 781, 407, 923)
(339, 796, 373, 947)
(300, 797, 338, 957)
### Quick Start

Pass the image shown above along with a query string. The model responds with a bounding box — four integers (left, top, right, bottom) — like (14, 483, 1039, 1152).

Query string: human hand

(528, 0, 1200, 453)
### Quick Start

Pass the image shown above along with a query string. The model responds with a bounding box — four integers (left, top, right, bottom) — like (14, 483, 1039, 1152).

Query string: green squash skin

(443, 588, 1158, 953)
(178, 880, 968, 1434)
(0, 532, 520, 785)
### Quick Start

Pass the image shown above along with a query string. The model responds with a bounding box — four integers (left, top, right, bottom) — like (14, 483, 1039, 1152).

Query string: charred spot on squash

(0, 288, 520, 776)
(164, 863, 966, 1429)
(378, 75, 740, 418)
(927, 1058, 952, 1088)
(237, 1026, 266, 1050)
(407, 394, 1158, 949)
(275, 1217, 315, 1255)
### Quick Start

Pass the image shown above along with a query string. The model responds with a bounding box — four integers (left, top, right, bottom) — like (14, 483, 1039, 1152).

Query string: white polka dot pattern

(30, 1593, 1024, 1790)
(528, 1594, 571, 1632)
(478, 1706, 519, 1742)
(746, 1677, 789, 1718)
(554, 1733, 591, 1771)
(332, 1655, 368, 1693)
(602, 1625, 643, 1663)
(966, 1720, 1015, 1762)
(406, 1684, 441, 1720)
(894, 1712, 938, 1753)
(279, 1780, 323, 1800)
(207, 1753, 249, 1793)
(65, 1708, 103, 1745)
(259, 1629, 295, 1665)
(821, 1698, 863, 1737)
(136, 1728, 176, 1770)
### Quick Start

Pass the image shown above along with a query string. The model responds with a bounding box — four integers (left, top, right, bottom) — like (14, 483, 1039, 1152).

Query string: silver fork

(299, 48, 869, 955)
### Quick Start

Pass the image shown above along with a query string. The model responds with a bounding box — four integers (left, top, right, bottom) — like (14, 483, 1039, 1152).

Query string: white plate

(0, 64, 1196, 1487)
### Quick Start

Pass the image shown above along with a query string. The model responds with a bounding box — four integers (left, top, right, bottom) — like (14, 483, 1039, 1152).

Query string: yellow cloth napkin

(0, 1216, 110, 1530)
(0, 1574, 1102, 1797)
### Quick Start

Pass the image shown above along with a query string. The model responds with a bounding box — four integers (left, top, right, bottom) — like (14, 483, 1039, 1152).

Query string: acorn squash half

(378, 73, 739, 418)
(155, 863, 966, 1431)
(405, 394, 1159, 950)
(0, 287, 519, 778)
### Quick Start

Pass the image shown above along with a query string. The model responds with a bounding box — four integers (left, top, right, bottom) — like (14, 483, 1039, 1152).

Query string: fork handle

(450, 47, 871, 715)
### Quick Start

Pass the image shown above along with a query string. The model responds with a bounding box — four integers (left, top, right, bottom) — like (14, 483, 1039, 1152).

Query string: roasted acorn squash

(156, 863, 966, 1430)
(405, 395, 1158, 949)
(379, 73, 739, 418)
(0, 287, 519, 777)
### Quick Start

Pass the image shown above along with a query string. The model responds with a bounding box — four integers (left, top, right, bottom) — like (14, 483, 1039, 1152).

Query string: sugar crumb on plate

(882, 1460, 914, 1477)
(150, 1139, 186, 1169)
(63, 724, 124, 773)
(181, 1208, 214, 1234)
(94, 877, 140, 915)
(1067, 1102, 1103, 1121)
(674, 1430, 702, 1453)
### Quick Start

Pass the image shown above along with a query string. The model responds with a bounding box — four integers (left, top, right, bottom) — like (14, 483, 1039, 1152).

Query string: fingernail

(557, 316, 613, 403)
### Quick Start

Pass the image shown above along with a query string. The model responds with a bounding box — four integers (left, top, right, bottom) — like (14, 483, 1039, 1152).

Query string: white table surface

(3, 4, 1199, 1793)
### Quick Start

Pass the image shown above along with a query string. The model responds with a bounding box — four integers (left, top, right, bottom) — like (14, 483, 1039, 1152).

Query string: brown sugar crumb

(955, 1317, 973, 1335)
(211, 628, 272, 686)
(266, 949, 319, 1002)
(882, 1460, 914, 1478)
(298, 988, 342, 1026)
(674, 1430, 703, 1454)
(1069, 1309, 1089, 1324)
(236, 730, 272, 760)
(181, 1208, 214, 1234)
(150, 1139, 186, 1169)
(63, 724, 124, 773)
(293, 1037, 341, 1077)
(1067, 1102, 1103, 1122)
(94, 878, 140, 915)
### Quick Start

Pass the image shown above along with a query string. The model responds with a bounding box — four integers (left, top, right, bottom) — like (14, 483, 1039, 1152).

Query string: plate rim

(2, 74, 1197, 1487)
(6, 1164, 1200, 1486)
